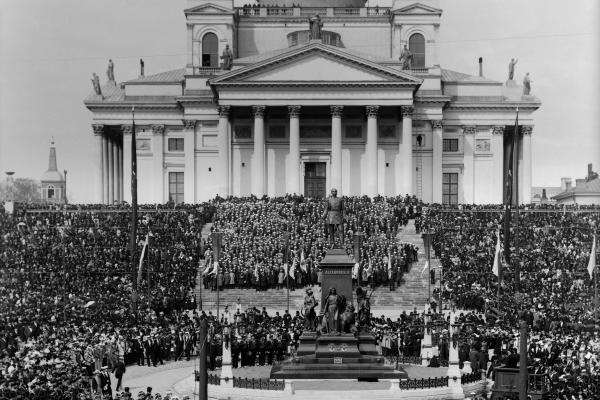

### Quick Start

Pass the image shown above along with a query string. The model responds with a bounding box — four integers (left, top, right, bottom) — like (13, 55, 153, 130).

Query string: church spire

(48, 140, 58, 172)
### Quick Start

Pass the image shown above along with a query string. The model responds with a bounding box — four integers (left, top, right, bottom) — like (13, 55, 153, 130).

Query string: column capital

(400, 105, 414, 117)
(121, 125, 133, 135)
(430, 120, 443, 129)
(330, 105, 344, 117)
(288, 105, 302, 118)
(365, 105, 379, 118)
(92, 124, 104, 135)
(217, 106, 231, 118)
(252, 105, 266, 118)
(152, 124, 165, 135)
(521, 125, 533, 135)
(182, 120, 197, 130)
(492, 126, 505, 135)
(462, 126, 476, 135)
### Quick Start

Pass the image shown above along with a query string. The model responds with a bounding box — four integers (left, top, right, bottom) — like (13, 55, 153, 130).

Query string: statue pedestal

(505, 79, 517, 87)
(270, 333, 406, 380)
(319, 248, 353, 312)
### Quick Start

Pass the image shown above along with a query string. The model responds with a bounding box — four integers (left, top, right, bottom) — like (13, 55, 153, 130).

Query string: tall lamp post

(282, 232, 290, 311)
(422, 231, 432, 306)
(63, 170, 67, 204)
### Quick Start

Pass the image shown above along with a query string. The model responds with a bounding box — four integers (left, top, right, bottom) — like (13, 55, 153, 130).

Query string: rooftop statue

(308, 13, 323, 40)
(508, 58, 518, 80)
(91, 73, 102, 96)
(107, 59, 115, 82)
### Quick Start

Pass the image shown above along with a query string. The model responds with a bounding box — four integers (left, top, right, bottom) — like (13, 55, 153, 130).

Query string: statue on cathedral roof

(91, 73, 102, 96)
(308, 13, 323, 40)
(107, 59, 115, 82)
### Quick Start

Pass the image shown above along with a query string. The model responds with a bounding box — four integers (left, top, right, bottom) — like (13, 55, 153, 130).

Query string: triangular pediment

(184, 3, 234, 15)
(394, 3, 442, 14)
(211, 43, 422, 86)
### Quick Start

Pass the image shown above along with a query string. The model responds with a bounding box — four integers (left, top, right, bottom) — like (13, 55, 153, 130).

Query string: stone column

(107, 136, 114, 204)
(183, 119, 197, 203)
(288, 105, 301, 195)
(365, 106, 379, 198)
(112, 137, 119, 204)
(122, 125, 133, 204)
(93, 124, 105, 204)
(152, 125, 165, 203)
(117, 141, 123, 202)
(521, 126, 533, 204)
(186, 23, 194, 72)
(462, 126, 476, 204)
(491, 126, 505, 203)
(252, 105, 266, 197)
(330, 105, 343, 193)
(400, 106, 414, 195)
(102, 132, 109, 204)
(431, 120, 443, 203)
(217, 106, 231, 197)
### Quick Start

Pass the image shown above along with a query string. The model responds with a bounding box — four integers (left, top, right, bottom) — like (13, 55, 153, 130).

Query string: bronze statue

(322, 188, 344, 247)
(107, 59, 115, 82)
(302, 287, 318, 331)
(355, 287, 371, 332)
(323, 287, 342, 334)
(308, 13, 323, 40)
(508, 58, 518, 80)
(91, 73, 102, 96)
(399, 45, 412, 70)
(339, 303, 357, 334)
(220, 45, 233, 70)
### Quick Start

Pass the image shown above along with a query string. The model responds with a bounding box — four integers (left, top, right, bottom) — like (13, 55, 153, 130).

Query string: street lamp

(282, 232, 290, 311)
(63, 170, 68, 204)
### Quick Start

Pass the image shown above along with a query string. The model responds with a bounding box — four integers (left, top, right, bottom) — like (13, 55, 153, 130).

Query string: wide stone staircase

(194, 220, 436, 317)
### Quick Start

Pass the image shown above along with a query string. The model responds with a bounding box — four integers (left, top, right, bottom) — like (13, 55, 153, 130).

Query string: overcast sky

(0, 0, 598, 203)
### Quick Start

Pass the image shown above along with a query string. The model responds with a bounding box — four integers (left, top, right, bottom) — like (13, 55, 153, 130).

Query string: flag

(283, 262, 289, 279)
(588, 236, 596, 279)
(492, 230, 501, 277)
(353, 262, 360, 279)
(254, 263, 259, 281)
(420, 260, 429, 276)
(290, 260, 296, 279)
(367, 258, 373, 277)
(387, 253, 392, 279)
(137, 234, 149, 286)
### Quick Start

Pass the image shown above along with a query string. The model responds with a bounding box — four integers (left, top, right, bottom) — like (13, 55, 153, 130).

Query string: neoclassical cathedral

(85, 0, 541, 205)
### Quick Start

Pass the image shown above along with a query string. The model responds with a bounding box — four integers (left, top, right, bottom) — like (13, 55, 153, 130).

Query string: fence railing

(461, 371, 484, 384)
(399, 377, 449, 390)
(194, 372, 221, 385)
(233, 377, 285, 391)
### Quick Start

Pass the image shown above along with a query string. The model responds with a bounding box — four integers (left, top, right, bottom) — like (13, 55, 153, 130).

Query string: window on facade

(168, 138, 184, 152)
(47, 185, 55, 199)
(443, 138, 459, 152)
(169, 172, 184, 203)
(442, 173, 458, 205)
(409, 33, 425, 68)
(201, 33, 219, 67)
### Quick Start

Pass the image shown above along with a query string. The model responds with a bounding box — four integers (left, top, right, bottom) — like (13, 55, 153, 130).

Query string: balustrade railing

(399, 377, 449, 390)
(267, 7, 294, 16)
(461, 371, 484, 384)
(333, 8, 359, 15)
(233, 377, 285, 390)
(300, 7, 327, 16)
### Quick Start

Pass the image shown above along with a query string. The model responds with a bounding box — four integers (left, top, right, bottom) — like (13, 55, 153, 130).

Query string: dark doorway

(304, 162, 326, 198)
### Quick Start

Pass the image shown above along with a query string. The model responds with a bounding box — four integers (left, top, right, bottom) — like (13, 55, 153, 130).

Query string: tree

(0, 178, 41, 202)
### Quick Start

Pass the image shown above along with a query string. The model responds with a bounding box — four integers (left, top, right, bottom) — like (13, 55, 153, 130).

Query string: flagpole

(130, 106, 138, 313)
(514, 107, 520, 293)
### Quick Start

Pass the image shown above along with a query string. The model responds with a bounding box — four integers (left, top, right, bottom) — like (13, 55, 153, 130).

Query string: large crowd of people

(203, 195, 420, 291)
(1, 199, 599, 400)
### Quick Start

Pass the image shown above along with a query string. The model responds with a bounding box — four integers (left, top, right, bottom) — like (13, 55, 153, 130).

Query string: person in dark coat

(112, 360, 126, 391)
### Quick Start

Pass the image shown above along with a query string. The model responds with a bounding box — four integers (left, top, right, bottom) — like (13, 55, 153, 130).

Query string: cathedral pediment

(394, 3, 442, 15)
(211, 43, 422, 87)
(184, 3, 234, 15)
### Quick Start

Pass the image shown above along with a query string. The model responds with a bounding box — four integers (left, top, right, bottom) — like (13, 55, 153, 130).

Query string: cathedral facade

(84, 0, 541, 205)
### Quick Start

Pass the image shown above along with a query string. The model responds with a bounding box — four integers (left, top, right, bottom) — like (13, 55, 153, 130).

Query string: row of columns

(93, 124, 123, 204)
(216, 105, 416, 198)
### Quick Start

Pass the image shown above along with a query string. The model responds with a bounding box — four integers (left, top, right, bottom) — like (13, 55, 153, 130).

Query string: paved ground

(109, 359, 449, 397)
